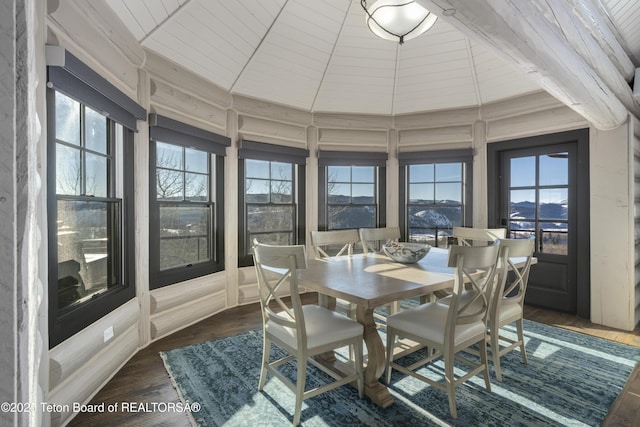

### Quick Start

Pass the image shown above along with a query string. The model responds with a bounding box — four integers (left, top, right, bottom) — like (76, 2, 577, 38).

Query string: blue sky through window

(511, 154, 568, 204)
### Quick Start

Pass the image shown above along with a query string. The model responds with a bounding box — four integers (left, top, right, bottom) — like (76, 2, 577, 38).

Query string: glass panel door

(500, 142, 577, 313)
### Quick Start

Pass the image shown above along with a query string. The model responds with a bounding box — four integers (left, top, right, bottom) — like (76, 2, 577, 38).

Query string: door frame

(487, 128, 590, 318)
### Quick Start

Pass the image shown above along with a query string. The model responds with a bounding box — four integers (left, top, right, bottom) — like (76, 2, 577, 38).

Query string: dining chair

(384, 243, 501, 419)
(452, 226, 506, 246)
(309, 229, 360, 318)
(310, 229, 359, 260)
(487, 237, 535, 382)
(252, 240, 364, 426)
(359, 226, 400, 255)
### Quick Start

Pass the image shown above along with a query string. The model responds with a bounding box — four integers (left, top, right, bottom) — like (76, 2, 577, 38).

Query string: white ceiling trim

(310, 0, 352, 112)
(230, 0, 291, 93)
(465, 38, 482, 107)
(139, 0, 192, 43)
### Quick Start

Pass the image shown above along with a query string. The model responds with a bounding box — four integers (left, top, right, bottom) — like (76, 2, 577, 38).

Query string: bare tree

(156, 148, 207, 200)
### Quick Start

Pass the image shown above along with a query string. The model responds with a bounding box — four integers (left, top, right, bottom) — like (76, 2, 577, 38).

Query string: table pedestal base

(363, 379, 394, 408)
(356, 305, 395, 407)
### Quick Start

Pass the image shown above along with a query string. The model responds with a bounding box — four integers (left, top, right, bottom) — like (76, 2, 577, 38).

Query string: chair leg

(479, 337, 492, 391)
(444, 350, 457, 419)
(389, 301, 400, 315)
(348, 305, 356, 361)
(516, 318, 528, 365)
(490, 328, 503, 383)
(258, 337, 271, 390)
(384, 328, 396, 384)
(354, 340, 364, 398)
(293, 357, 307, 426)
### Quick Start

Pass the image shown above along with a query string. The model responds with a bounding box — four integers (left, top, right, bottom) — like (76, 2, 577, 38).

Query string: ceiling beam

(537, 0, 638, 115)
(416, 0, 637, 130)
(566, 0, 636, 79)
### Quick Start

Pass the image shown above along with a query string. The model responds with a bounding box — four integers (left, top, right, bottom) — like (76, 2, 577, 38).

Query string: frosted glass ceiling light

(361, 0, 437, 44)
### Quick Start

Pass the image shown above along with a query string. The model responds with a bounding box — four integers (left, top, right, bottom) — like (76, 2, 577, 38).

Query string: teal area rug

(160, 320, 640, 426)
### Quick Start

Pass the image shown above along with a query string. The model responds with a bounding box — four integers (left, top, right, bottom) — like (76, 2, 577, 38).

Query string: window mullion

(80, 105, 86, 197)
(182, 148, 187, 202)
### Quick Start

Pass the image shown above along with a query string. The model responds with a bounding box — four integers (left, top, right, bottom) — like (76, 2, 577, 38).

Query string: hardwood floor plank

(68, 295, 640, 426)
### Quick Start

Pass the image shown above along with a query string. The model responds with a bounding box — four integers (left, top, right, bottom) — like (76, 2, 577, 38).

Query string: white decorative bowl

(382, 242, 431, 263)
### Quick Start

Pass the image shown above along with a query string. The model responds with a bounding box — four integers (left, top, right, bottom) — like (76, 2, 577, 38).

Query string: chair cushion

(266, 305, 363, 351)
(387, 302, 486, 346)
(495, 301, 522, 324)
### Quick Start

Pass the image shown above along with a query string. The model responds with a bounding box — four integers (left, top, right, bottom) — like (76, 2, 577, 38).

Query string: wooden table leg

(316, 295, 394, 408)
(317, 293, 336, 311)
(356, 305, 395, 408)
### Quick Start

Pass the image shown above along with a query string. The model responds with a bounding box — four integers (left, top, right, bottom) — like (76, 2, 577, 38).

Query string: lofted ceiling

(104, 0, 640, 116)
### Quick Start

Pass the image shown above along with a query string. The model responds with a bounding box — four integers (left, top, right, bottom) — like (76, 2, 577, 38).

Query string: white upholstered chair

(452, 226, 506, 246)
(309, 229, 359, 318)
(359, 226, 400, 255)
(384, 244, 501, 419)
(252, 240, 364, 425)
(487, 237, 535, 381)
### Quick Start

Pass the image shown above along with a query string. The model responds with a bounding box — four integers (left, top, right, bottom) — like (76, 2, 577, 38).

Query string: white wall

(589, 123, 634, 329)
(1, 0, 48, 426)
(593, 126, 634, 330)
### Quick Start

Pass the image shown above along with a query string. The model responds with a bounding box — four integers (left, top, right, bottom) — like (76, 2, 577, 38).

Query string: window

(399, 150, 473, 246)
(318, 151, 387, 231)
(238, 141, 308, 266)
(149, 115, 229, 288)
(52, 91, 126, 310)
(47, 50, 144, 347)
(326, 166, 377, 229)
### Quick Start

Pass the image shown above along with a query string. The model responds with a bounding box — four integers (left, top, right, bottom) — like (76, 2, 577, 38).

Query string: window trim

(399, 149, 473, 242)
(318, 150, 388, 231)
(238, 140, 308, 267)
(149, 115, 229, 288)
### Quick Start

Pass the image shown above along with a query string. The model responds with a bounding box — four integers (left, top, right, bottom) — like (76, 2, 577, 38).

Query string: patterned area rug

(160, 320, 640, 426)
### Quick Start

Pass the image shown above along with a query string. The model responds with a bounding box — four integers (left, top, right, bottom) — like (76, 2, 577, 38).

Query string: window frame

(46, 49, 145, 348)
(148, 115, 229, 288)
(238, 140, 308, 267)
(46, 91, 137, 348)
(318, 151, 388, 231)
(399, 149, 473, 245)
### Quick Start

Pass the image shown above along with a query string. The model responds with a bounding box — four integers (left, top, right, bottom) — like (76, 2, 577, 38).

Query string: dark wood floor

(69, 295, 640, 426)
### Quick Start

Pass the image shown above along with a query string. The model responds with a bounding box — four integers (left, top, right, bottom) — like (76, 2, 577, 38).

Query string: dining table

(300, 247, 456, 408)
(300, 246, 536, 408)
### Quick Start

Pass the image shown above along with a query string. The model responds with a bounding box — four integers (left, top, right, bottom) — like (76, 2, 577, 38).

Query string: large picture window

(399, 150, 473, 246)
(238, 141, 307, 266)
(47, 50, 145, 347)
(318, 151, 387, 232)
(149, 115, 229, 288)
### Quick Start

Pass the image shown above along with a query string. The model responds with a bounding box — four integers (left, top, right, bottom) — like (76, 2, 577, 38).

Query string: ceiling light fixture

(361, 0, 438, 45)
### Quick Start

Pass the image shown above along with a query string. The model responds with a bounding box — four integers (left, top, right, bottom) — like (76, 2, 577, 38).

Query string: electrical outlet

(103, 326, 114, 343)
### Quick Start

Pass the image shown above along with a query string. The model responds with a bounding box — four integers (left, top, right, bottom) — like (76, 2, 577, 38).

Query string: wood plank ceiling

(104, 0, 640, 118)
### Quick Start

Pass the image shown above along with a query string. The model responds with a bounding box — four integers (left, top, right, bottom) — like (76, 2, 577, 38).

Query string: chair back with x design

(253, 240, 308, 346)
(447, 243, 501, 329)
